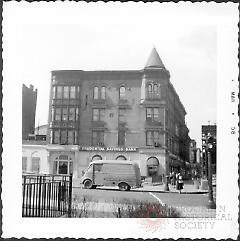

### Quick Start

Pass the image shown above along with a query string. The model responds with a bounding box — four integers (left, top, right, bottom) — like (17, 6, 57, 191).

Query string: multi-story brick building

(47, 48, 190, 183)
(22, 84, 37, 140)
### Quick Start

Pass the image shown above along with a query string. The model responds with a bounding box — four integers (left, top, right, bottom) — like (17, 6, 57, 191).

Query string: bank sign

(79, 146, 138, 152)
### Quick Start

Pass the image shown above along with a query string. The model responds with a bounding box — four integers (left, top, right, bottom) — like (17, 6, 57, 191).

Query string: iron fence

(22, 174, 72, 217)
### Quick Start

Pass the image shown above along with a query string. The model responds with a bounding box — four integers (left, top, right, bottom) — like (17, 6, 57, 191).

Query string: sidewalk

(96, 182, 208, 194)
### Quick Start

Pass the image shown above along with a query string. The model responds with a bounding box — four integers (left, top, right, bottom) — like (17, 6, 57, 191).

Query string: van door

(93, 163, 104, 185)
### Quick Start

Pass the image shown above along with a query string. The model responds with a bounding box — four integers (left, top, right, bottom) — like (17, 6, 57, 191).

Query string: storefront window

(54, 155, 73, 175)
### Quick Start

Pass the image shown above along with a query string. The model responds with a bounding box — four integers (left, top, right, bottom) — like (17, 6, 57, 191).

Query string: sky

(3, 2, 236, 147)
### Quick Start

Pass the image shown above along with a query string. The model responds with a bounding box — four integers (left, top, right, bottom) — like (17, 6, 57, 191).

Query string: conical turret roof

(145, 48, 165, 69)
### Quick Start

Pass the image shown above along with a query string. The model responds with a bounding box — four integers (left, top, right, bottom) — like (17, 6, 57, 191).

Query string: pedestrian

(169, 172, 173, 185)
(172, 171, 176, 187)
(177, 173, 184, 194)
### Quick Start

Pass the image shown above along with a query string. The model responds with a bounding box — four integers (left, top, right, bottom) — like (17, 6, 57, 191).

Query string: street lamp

(206, 135, 216, 209)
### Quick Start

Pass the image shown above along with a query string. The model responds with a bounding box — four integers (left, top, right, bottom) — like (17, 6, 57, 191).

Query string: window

(68, 130, 74, 144)
(77, 86, 80, 98)
(31, 157, 40, 173)
(147, 84, 152, 98)
(76, 108, 79, 121)
(62, 108, 68, 121)
(147, 83, 160, 99)
(93, 108, 105, 121)
(53, 86, 56, 99)
(69, 108, 75, 121)
(92, 155, 102, 161)
(94, 164, 103, 172)
(60, 130, 67, 144)
(51, 107, 55, 121)
(56, 86, 62, 99)
(70, 86, 76, 99)
(146, 108, 152, 119)
(146, 108, 160, 122)
(153, 108, 159, 121)
(54, 155, 73, 175)
(92, 131, 104, 146)
(118, 131, 125, 146)
(175, 124, 179, 136)
(55, 108, 61, 121)
(146, 131, 161, 146)
(53, 130, 60, 144)
(63, 86, 69, 99)
(101, 86, 106, 99)
(22, 157, 27, 172)
(58, 161, 68, 174)
(116, 155, 127, 160)
(119, 108, 126, 122)
(74, 130, 78, 144)
(119, 86, 126, 99)
(93, 86, 99, 99)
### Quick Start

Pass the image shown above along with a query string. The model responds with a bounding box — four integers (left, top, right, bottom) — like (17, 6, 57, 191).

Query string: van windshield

(86, 164, 93, 172)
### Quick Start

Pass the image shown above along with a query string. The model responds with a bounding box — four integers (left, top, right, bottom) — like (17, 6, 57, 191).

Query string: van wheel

(118, 182, 130, 191)
(83, 179, 93, 189)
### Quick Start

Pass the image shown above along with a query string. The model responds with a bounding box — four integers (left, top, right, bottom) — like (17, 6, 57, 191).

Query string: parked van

(80, 160, 142, 191)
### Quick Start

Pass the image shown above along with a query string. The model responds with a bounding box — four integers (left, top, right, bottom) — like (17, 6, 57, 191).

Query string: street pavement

(72, 183, 216, 218)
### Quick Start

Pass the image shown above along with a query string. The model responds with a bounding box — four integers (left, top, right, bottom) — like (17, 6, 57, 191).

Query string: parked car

(80, 160, 142, 191)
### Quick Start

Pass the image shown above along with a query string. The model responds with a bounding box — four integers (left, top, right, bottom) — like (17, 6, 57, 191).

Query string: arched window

(101, 86, 106, 99)
(93, 86, 99, 99)
(116, 155, 127, 160)
(92, 155, 102, 161)
(119, 86, 126, 99)
(147, 157, 159, 176)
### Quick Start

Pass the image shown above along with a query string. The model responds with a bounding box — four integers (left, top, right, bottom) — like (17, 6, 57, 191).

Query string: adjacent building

(22, 84, 38, 140)
(45, 48, 190, 183)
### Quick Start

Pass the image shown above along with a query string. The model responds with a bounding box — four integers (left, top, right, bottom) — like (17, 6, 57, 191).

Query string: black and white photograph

(2, 2, 239, 239)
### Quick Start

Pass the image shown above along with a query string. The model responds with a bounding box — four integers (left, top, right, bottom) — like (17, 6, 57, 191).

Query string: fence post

(68, 173, 73, 217)
(38, 176, 42, 217)
(22, 176, 26, 216)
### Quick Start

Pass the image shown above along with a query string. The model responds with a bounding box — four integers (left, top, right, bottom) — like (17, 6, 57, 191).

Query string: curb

(73, 186, 209, 195)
